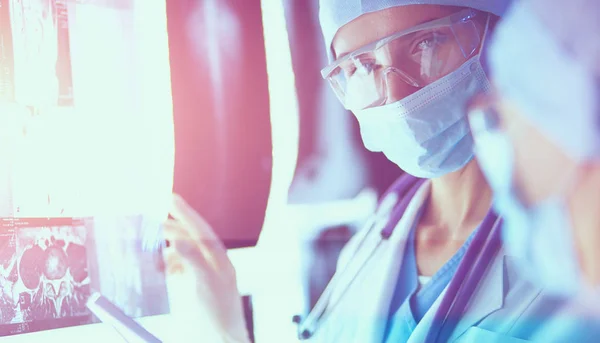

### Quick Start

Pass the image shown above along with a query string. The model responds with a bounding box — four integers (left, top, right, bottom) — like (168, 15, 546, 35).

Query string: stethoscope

(295, 178, 502, 342)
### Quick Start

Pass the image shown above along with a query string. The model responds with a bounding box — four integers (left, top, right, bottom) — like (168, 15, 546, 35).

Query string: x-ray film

(5, 0, 73, 107)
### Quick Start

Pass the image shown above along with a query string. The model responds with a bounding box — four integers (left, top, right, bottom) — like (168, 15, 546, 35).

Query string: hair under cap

(319, 0, 511, 62)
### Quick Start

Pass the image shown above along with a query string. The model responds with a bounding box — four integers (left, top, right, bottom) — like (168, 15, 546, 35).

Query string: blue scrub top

(383, 209, 479, 342)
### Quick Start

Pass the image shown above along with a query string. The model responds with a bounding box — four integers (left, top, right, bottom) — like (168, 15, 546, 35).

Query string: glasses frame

(320, 8, 481, 79)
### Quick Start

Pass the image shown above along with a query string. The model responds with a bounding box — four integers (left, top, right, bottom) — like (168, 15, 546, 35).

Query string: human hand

(162, 194, 250, 343)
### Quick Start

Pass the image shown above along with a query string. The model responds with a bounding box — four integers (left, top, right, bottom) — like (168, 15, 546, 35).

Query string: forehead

(331, 5, 461, 59)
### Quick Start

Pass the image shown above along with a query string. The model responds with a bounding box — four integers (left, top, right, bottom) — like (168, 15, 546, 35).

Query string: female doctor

(467, 0, 600, 340)
(162, 1, 572, 342)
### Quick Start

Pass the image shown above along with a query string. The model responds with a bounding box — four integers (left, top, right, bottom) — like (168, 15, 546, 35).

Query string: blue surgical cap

(319, 0, 512, 62)
(489, 0, 600, 161)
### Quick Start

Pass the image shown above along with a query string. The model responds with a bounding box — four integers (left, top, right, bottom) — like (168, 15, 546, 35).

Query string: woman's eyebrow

(333, 14, 446, 61)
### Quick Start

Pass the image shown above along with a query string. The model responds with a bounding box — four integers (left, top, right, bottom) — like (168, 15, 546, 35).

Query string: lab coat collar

(407, 248, 506, 342)
(360, 180, 433, 343)
(308, 178, 429, 343)
(447, 249, 506, 341)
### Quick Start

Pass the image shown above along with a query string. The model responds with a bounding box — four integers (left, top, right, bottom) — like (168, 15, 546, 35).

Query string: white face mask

(353, 55, 492, 178)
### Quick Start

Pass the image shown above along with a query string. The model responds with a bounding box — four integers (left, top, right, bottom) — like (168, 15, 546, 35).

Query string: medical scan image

(0, 219, 92, 336)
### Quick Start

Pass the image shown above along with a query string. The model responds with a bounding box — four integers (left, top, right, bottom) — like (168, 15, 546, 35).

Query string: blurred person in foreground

(468, 0, 600, 340)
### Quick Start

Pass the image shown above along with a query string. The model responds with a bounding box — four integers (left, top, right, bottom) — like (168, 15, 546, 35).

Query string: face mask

(474, 130, 583, 295)
(353, 55, 491, 178)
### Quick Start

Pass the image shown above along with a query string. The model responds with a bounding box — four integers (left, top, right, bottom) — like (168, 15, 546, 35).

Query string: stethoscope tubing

(297, 178, 425, 340)
(424, 212, 502, 343)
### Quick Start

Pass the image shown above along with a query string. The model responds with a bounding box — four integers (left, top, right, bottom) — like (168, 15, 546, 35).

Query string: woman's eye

(348, 61, 377, 77)
(358, 61, 376, 73)
(343, 65, 357, 77)
(411, 32, 448, 54)
(416, 39, 435, 51)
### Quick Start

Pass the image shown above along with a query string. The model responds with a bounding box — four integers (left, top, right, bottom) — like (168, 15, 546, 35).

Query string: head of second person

(318, 0, 510, 179)
(468, 0, 600, 295)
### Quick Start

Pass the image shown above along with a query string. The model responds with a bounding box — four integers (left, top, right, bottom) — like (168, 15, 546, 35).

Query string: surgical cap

(489, 0, 600, 161)
(319, 0, 511, 61)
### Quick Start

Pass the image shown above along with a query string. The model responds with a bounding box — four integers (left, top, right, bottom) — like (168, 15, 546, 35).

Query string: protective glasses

(321, 8, 487, 111)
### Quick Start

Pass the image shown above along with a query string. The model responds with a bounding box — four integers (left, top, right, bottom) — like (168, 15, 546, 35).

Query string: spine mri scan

(0, 218, 92, 335)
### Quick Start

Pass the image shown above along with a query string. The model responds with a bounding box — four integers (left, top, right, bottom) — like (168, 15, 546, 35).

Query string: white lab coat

(531, 296, 600, 342)
(306, 180, 569, 343)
